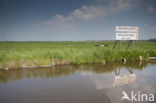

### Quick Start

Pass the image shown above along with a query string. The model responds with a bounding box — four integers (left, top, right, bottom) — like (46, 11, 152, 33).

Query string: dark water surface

(0, 62, 156, 103)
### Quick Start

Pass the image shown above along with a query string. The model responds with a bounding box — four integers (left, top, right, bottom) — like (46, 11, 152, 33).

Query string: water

(0, 62, 156, 103)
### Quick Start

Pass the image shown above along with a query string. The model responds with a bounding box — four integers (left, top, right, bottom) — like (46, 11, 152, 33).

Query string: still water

(0, 62, 156, 103)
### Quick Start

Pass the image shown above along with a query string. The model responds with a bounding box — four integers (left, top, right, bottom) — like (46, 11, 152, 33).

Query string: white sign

(116, 26, 138, 40)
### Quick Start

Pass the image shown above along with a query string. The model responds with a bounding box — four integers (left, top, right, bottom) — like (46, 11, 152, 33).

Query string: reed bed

(0, 41, 156, 68)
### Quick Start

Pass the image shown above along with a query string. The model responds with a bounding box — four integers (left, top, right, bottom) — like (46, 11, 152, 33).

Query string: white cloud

(40, 0, 135, 27)
(81, 71, 113, 90)
(71, 5, 105, 20)
(41, 14, 74, 28)
(42, 14, 73, 24)
(148, 6, 155, 12)
(71, 0, 134, 20)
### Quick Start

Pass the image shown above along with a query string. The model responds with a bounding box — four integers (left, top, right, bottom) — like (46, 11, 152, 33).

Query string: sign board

(116, 26, 138, 40)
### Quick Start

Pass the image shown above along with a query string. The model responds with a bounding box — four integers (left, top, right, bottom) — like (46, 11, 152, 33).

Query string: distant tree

(148, 38, 156, 42)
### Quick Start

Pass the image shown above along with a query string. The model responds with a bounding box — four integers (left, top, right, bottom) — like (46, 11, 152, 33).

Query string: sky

(0, 0, 156, 41)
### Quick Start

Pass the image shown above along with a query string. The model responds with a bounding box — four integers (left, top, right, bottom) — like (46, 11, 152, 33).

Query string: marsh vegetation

(0, 41, 156, 69)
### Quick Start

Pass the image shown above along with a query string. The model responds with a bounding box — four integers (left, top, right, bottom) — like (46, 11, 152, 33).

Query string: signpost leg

(119, 40, 121, 49)
(126, 40, 132, 50)
(132, 40, 134, 49)
(113, 40, 118, 49)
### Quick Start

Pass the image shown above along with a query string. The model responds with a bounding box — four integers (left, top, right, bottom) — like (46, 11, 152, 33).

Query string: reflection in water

(0, 62, 156, 103)
(0, 61, 149, 84)
(113, 68, 136, 87)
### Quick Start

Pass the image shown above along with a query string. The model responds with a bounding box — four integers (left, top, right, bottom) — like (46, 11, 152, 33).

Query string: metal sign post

(119, 40, 121, 49)
(132, 40, 134, 49)
(113, 40, 118, 49)
(126, 40, 132, 50)
(113, 40, 122, 49)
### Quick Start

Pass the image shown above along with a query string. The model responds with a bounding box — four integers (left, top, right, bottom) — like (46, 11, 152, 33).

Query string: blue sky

(0, 0, 156, 41)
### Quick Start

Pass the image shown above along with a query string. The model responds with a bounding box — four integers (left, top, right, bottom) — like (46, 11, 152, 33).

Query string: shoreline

(0, 58, 155, 70)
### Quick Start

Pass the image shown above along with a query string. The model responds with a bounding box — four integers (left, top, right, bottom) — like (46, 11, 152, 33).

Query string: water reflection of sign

(116, 26, 138, 40)
(113, 74, 136, 87)
(113, 68, 136, 87)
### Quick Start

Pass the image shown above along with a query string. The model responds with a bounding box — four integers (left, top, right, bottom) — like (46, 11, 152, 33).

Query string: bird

(121, 91, 131, 101)
(122, 58, 126, 64)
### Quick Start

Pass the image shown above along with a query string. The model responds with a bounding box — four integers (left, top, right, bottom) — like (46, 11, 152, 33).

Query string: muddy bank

(0, 57, 155, 70)
(0, 59, 71, 70)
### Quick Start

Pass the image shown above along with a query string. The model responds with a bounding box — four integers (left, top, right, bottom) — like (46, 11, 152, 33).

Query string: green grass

(0, 41, 156, 68)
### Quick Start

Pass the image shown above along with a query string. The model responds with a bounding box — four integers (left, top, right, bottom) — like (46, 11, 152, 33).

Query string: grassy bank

(0, 41, 156, 69)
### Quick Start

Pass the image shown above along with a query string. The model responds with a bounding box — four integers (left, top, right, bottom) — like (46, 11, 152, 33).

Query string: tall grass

(0, 41, 156, 67)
